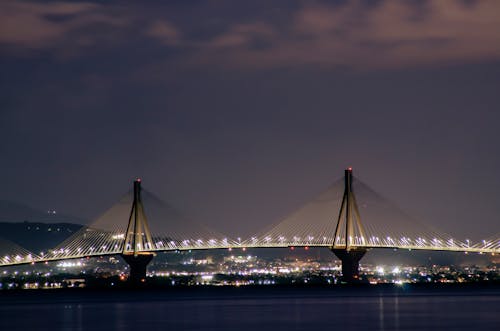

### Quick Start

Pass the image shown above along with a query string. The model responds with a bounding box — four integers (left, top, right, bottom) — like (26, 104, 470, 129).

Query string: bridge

(1, 169, 499, 283)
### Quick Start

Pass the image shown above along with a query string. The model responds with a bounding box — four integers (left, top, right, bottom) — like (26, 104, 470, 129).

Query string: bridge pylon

(121, 179, 155, 284)
(331, 168, 367, 283)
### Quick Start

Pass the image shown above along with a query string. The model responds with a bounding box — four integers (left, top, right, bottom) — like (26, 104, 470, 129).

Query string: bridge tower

(121, 179, 155, 284)
(331, 168, 367, 283)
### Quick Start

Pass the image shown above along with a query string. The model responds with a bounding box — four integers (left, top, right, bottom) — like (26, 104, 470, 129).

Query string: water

(0, 285, 498, 331)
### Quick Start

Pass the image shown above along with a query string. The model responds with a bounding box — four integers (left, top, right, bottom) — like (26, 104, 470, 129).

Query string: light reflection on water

(1, 288, 499, 331)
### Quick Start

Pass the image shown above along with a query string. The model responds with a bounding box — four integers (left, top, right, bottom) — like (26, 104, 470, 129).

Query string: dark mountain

(0, 200, 85, 253)
(0, 221, 84, 253)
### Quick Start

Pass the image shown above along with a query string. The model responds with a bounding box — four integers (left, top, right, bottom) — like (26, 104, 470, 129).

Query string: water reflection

(0, 288, 498, 331)
(379, 296, 385, 331)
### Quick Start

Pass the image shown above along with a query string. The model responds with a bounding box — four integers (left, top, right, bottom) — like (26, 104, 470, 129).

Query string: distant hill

(0, 200, 85, 253)
(0, 221, 84, 253)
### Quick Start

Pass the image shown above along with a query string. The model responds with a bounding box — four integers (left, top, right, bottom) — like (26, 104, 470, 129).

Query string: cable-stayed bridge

(1, 169, 499, 282)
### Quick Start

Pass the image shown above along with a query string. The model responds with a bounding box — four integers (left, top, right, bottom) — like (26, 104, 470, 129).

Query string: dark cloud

(0, 1, 127, 54)
(185, 0, 500, 69)
(2, 0, 500, 67)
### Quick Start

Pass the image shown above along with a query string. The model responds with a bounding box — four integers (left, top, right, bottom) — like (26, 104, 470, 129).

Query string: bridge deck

(1, 243, 497, 267)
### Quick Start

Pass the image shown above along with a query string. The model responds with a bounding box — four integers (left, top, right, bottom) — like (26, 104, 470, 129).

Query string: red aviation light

(347, 167, 353, 171)
(304, 246, 309, 250)
(290, 246, 295, 250)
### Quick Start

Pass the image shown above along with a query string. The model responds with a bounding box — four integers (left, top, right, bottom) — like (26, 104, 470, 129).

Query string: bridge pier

(121, 253, 154, 285)
(120, 179, 156, 286)
(330, 168, 368, 283)
(331, 248, 367, 283)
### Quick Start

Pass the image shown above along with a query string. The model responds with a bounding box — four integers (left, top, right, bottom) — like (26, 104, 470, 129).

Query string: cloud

(146, 20, 181, 45)
(0, 1, 126, 52)
(2, 0, 499, 70)
(189, 0, 500, 69)
(208, 22, 276, 48)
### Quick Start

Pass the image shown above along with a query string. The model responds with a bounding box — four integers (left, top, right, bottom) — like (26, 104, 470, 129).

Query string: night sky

(1, 0, 499, 240)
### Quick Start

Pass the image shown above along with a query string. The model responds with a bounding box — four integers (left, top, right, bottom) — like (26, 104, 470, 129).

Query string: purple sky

(1, 0, 499, 240)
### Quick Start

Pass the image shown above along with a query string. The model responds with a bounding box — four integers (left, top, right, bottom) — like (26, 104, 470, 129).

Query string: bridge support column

(331, 248, 366, 283)
(121, 179, 155, 286)
(121, 253, 154, 285)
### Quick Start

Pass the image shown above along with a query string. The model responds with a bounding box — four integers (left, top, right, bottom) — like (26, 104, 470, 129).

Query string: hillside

(0, 221, 84, 253)
(0, 200, 84, 253)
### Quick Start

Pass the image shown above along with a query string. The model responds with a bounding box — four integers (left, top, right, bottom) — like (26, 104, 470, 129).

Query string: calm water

(0, 286, 499, 331)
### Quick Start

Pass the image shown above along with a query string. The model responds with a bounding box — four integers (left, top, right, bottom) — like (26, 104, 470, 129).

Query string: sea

(0, 284, 499, 331)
